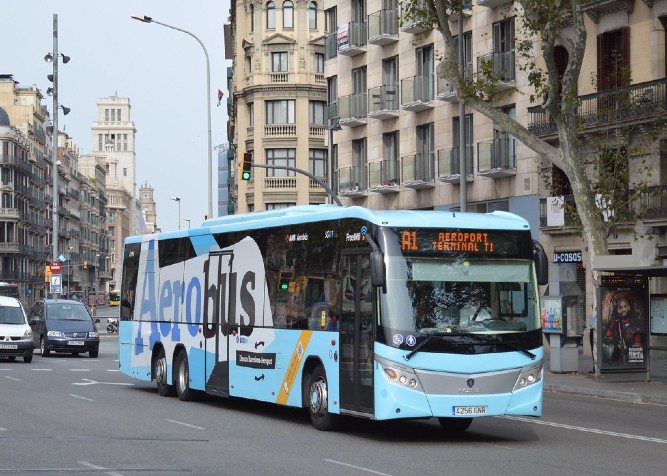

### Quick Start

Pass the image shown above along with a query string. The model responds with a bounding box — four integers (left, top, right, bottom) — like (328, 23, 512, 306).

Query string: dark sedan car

(28, 299, 100, 358)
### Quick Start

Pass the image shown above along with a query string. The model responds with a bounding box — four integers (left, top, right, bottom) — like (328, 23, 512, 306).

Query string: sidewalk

(543, 343, 667, 405)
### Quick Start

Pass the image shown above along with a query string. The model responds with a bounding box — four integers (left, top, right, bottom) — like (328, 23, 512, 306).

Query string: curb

(545, 384, 667, 405)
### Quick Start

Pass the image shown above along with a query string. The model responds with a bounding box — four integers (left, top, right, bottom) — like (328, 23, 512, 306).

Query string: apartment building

(230, 0, 330, 212)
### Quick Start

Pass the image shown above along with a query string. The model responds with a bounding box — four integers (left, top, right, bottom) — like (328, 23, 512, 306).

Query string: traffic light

(278, 271, 292, 291)
(241, 152, 253, 180)
(83, 261, 88, 269)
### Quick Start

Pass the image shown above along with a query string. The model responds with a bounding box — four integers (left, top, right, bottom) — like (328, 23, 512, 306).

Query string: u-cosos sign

(553, 251, 582, 263)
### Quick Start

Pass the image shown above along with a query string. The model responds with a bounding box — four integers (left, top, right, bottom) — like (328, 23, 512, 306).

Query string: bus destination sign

(396, 228, 529, 258)
(401, 230, 494, 253)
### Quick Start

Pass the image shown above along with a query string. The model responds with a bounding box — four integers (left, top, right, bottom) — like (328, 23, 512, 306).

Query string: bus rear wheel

(438, 417, 473, 432)
(175, 351, 194, 401)
(154, 348, 175, 397)
(306, 365, 338, 431)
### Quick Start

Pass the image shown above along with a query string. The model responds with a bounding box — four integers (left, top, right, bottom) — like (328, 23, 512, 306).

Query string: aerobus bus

(118, 205, 548, 431)
(109, 289, 121, 306)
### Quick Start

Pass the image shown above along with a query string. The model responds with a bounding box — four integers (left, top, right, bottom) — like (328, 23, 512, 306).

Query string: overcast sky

(2, 0, 231, 232)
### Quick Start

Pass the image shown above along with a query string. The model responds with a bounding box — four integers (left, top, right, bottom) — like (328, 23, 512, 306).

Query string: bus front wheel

(175, 351, 194, 401)
(438, 417, 473, 432)
(306, 365, 338, 431)
(154, 348, 175, 397)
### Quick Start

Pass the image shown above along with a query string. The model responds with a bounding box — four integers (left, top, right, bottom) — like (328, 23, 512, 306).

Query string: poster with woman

(598, 276, 648, 371)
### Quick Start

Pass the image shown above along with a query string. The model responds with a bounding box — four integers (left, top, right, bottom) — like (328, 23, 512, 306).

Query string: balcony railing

(437, 146, 474, 183)
(399, 1, 432, 34)
(477, 135, 517, 178)
(368, 9, 398, 46)
(337, 165, 367, 197)
(264, 176, 297, 190)
(337, 22, 367, 57)
(268, 72, 291, 83)
(264, 124, 297, 137)
(368, 159, 400, 193)
(401, 153, 435, 188)
(401, 75, 435, 111)
(339, 93, 368, 127)
(325, 32, 337, 60)
(476, 51, 515, 89)
(368, 85, 399, 119)
(326, 101, 340, 130)
(436, 63, 472, 102)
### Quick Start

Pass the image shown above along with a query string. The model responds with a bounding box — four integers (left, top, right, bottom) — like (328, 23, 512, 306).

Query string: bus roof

(125, 205, 531, 245)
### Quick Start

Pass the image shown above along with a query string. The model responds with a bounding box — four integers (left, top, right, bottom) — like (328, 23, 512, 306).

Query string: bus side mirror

(370, 250, 386, 289)
(533, 240, 548, 286)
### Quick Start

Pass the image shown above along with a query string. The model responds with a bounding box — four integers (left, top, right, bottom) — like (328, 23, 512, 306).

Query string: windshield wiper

(472, 334, 536, 360)
(403, 332, 451, 361)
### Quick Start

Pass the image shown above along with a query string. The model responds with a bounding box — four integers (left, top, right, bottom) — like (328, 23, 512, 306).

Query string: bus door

(339, 251, 374, 415)
(204, 251, 234, 397)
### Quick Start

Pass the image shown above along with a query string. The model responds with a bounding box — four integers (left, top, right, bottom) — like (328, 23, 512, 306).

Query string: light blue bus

(118, 205, 548, 431)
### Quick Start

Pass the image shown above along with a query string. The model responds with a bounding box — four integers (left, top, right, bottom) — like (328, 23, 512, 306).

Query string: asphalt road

(1, 335, 666, 475)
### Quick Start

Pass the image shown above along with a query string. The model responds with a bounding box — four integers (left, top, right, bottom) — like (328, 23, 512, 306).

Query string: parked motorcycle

(106, 318, 118, 333)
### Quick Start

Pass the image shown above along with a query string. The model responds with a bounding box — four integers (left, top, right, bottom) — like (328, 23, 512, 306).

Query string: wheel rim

(155, 357, 167, 385)
(177, 358, 188, 393)
(40, 338, 45, 354)
(309, 376, 328, 416)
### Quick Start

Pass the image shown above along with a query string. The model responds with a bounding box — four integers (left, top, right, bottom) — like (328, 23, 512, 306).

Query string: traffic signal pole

(246, 163, 343, 207)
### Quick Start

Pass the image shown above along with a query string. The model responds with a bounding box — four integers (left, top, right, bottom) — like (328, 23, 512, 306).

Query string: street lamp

(131, 13, 213, 219)
(183, 218, 191, 229)
(170, 196, 181, 230)
(46, 13, 72, 277)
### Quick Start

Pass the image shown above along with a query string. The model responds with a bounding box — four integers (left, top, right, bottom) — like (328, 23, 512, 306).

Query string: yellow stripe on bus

(276, 330, 312, 405)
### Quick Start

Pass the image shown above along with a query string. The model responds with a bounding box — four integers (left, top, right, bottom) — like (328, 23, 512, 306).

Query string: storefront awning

(593, 255, 667, 277)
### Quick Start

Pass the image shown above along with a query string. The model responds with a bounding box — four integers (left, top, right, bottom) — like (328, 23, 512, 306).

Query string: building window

(383, 132, 399, 184)
(104, 109, 109, 121)
(250, 4, 254, 32)
(111, 109, 116, 122)
(325, 7, 337, 33)
(271, 52, 288, 72)
(309, 101, 325, 125)
(597, 27, 630, 91)
(352, 138, 367, 188)
(98, 134, 103, 151)
(266, 148, 296, 176)
(266, 203, 295, 210)
(283, 1, 294, 28)
(309, 149, 327, 177)
(314, 53, 324, 74)
(309, 2, 318, 29)
(248, 103, 254, 127)
(266, 100, 295, 124)
(117, 109, 122, 121)
(267, 1, 276, 29)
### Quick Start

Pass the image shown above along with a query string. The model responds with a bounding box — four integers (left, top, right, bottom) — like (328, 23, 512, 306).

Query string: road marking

(78, 460, 123, 476)
(164, 419, 205, 430)
(3, 375, 20, 382)
(69, 394, 95, 402)
(106, 369, 120, 372)
(30, 368, 52, 371)
(324, 459, 395, 476)
(70, 368, 91, 372)
(0, 427, 6, 432)
(72, 378, 133, 386)
(501, 416, 667, 444)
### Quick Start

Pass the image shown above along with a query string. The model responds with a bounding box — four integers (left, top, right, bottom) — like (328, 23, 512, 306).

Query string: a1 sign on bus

(50, 261, 62, 274)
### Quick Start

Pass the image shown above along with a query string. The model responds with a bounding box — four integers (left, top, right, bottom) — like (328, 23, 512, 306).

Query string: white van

(0, 296, 34, 363)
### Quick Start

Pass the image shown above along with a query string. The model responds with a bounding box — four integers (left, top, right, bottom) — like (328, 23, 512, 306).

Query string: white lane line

(70, 368, 91, 372)
(106, 369, 120, 372)
(501, 416, 667, 444)
(324, 459, 395, 476)
(69, 394, 95, 402)
(0, 427, 6, 432)
(30, 368, 53, 371)
(163, 419, 205, 430)
(78, 460, 123, 476)
(4, 375, 21, 381)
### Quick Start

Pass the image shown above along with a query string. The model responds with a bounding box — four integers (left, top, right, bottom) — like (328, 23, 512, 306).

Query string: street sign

(50, 274, 62, 294)
(50, 261, 62, 274)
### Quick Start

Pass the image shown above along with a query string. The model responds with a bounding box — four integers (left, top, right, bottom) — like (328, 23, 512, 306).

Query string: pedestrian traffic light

(241, 152, 253, 180)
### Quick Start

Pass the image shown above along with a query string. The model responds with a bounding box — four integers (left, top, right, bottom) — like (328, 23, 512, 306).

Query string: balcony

(367, 85, 399, 120)
(476, 51, 516, 91)
(477, 136, 517, 178)
(264, 176, 297, 192)
(309, 125, 326, 137)
(268, 72, 292, 84)
(476, 0, 509, 7)
(436, 63, 472, 103)
(401, 153, 435, 189)
(326, 102, 340, 130)
(339, 93, 368, 127)
(0, 207, 20, 220)
(337, 22, 367, 57)
(401, 75, 435, 112)
(325, 32, 337, 60)
(437, 147, 474, 183)
(528, 78, 667, 139)
(368, 160, 400, 194)
(264, 124, 297, 137)
(368, 9, 398, 46)
(399, 1, 432, 35)
(337, 165, 367, 198)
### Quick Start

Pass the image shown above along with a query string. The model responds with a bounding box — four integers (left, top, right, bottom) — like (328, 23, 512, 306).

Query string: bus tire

(438, 417, 473, 432)
(175, 350, 194, 401)
(154, 348, 175, 397)
(306, 364, 338, 431)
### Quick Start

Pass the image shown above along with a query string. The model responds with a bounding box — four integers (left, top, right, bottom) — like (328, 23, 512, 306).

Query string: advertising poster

(598, 276, 648, 371)
(541, 296, 563, 333)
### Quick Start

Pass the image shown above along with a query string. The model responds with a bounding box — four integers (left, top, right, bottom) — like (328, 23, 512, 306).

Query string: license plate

(0, 344, 18, 350)
(69, 341, 85, 346)
(453, 405, 487, 416)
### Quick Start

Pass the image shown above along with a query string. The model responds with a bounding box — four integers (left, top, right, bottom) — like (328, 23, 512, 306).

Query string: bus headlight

(377, 356, 423, 392)
(513, 361, 543, 391)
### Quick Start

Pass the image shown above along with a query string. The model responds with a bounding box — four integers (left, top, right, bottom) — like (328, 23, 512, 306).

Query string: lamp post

(131, 13, 213, 219)
(45, 14, 72, 281)
(170, 196, 181, 229)
(183, 218, 191, 229)
(66, 246, 73, 298)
